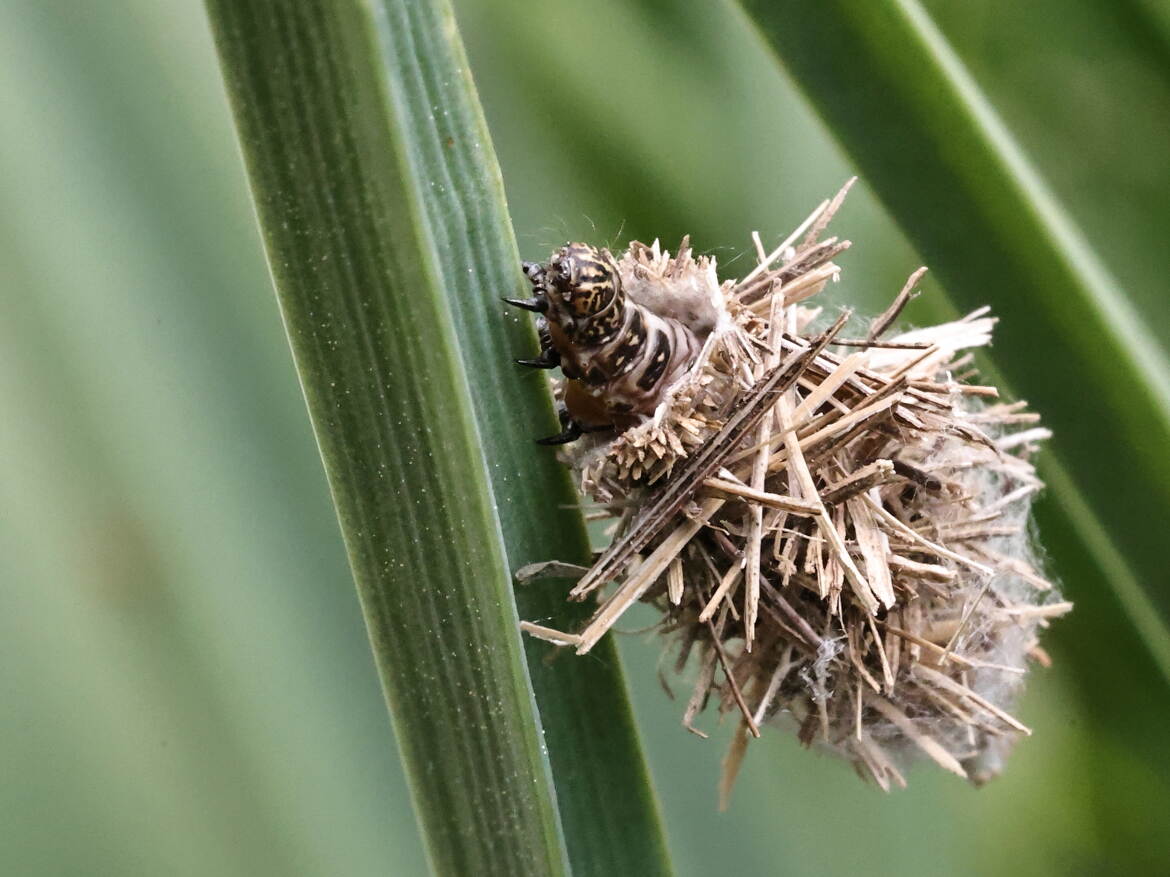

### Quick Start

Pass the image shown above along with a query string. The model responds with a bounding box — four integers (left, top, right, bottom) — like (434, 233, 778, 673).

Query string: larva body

(508, 243, 706, 443)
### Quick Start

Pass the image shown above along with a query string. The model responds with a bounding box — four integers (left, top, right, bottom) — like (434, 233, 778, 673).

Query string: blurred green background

(2, 0, 1167, 874)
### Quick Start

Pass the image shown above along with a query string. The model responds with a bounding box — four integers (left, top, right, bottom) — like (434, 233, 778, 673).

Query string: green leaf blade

(737, 0, 1170, 675)
(367, 2, 673, 872)
(207, 2, 567, 874)
(207, 0, 672, 874)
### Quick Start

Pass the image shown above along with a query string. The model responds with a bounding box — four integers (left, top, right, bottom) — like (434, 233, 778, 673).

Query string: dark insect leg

(502, 296, 547, 313)
(536, 405, 583, 446)
(536, 423, 583, 446)
(535, 406, 614, 445)
(516, 347, 561, 369)
(515, 321, 560, 369)
(504, 260, 548, 312)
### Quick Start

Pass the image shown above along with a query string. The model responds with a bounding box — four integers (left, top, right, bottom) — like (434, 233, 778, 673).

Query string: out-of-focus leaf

(0, 2, 425, 873)
(736, 0, 1170, 680)
(462, 0, 1170, 871)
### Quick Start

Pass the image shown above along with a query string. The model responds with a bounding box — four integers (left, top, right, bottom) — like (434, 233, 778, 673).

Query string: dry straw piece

(519, 181, 1070, 801)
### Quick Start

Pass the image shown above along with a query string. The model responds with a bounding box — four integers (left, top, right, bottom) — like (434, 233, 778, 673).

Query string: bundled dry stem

(520, 182, 1068, 799)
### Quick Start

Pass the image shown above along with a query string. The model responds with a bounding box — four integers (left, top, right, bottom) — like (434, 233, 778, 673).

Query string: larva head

(545, 243, 625, 333)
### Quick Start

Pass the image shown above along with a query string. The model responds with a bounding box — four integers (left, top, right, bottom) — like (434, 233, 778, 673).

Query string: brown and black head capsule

(544, 243, 625, 340)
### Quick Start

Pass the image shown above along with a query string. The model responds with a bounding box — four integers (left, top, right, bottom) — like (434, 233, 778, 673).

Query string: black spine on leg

(535, 421, 583, 445)
(536, 405, 581, 445)
(516, 347, 561, 369)
(502, 296, 547, 313)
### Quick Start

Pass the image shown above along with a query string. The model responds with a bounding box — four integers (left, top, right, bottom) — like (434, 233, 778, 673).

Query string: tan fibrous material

(519, 181, 1070, 800)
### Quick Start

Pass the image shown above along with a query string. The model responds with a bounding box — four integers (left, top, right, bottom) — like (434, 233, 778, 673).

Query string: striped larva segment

(506, 242, 703, 443)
